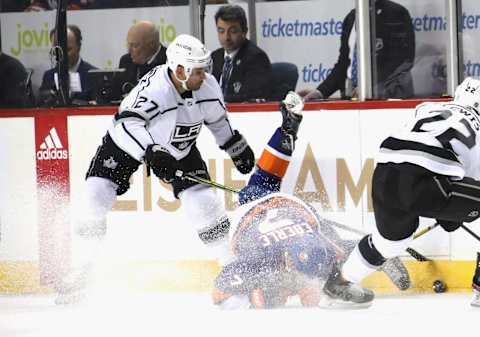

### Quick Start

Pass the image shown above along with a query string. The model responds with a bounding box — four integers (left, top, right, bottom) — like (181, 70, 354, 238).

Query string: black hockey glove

(220, 130, 255, 174)
(437, 219, 462, 233)
(144, 144, 179, 183)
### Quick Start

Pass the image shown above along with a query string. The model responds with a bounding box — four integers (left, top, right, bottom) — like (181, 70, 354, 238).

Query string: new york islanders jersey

(107, 65, 234, 162)
(229, 193, 333, 275)
(377, 101, 480, 180)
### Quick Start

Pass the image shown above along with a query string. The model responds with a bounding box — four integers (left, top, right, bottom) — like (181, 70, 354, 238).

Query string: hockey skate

(280, 91, 304, 138)
(321, 267, 374, 309)
(54, 264, 92, 305)
(380, 257, 411, 291)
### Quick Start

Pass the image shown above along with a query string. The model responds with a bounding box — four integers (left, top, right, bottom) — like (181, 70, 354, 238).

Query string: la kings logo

(170, 122, 202, 151)
(36, 127, 68, 160)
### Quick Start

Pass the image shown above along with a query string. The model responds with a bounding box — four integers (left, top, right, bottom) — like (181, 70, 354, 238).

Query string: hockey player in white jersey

(336, 77, 480, 307)
(55, 34, 255, 304)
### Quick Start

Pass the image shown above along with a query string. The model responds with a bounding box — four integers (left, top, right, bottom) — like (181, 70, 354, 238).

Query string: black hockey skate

(322, 267, 374, 309)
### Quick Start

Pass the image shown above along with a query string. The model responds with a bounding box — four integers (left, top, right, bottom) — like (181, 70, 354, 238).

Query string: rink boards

(0, 102, 478, 293)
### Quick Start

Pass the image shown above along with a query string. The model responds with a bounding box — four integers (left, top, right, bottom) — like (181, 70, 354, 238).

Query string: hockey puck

(432, 280, 447, 293)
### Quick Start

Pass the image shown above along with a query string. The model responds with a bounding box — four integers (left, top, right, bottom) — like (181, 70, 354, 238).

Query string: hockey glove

(144, 144, 179, 183)
(280, 91, 304, 140)
(437, 219, 462, 233)
(220, 130, 255, 174)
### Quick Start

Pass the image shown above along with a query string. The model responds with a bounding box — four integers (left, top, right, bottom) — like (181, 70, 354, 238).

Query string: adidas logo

(36, 127, 68, 160)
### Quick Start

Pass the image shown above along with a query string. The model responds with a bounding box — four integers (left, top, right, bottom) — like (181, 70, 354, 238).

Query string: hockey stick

(324, 219, 438, 262)
(175, 170, 241, 194)
(145, 165, 240, 193)
(324, 219, 438, 241)
(460, 224, 480, 243)
(413, 223, 439, 240)
(404, 223, 440, 262)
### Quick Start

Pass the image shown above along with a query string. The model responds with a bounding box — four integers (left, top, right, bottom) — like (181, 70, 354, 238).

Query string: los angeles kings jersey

(108, 65, 234, 162)
(377, 101, 480, 180)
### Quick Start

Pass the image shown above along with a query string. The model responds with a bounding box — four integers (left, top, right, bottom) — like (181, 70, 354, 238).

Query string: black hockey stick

(460, 224, 480, 243)
(405, 247, 429, 262)
(325, 219, 438, 262)
(404, 223, 441, 262)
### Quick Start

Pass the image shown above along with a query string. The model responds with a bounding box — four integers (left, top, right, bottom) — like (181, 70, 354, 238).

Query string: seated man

(110, 20, 167, 99)
(0, 50, 28, 108)
(39, 25, 97, 105)
(212, 5, 272, 103)
(211, 92, 410, 309)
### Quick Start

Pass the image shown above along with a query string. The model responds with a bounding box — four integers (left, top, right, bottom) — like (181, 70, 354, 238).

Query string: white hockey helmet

(166, 34, 212, 89)
(454, 77, 480, 111)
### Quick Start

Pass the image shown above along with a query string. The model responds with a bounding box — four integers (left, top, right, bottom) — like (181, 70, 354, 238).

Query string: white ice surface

(0, 292, 477, 337)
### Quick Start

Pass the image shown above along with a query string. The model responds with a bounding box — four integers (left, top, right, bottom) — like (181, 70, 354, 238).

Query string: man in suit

(111, 20, 167, 99)
(299, 0, 415, 100)
(39, 25, 97, 105)
(212, 5, 272, 103)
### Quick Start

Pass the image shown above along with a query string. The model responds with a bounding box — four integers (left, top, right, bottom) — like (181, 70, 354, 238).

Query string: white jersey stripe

(451, 181, 480, 191)
(377, 148, 464, 178)
(265, 144, 292, 161)
(451, 192, 480, 203)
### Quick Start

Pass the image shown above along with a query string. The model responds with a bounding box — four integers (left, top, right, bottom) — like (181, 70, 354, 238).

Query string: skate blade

(317, 296, 373, 310)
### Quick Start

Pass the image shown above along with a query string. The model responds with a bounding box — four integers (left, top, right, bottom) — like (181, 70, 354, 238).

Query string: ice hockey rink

(0, 291, 477, 337)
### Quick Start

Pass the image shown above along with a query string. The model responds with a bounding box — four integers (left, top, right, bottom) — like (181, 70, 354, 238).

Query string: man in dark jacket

(111, 20, 167, 99)
(39, 25, 97, 105)
(0, 51, 28, 108)
(212, 5, 272, 103)
(300, 0, 415, 100)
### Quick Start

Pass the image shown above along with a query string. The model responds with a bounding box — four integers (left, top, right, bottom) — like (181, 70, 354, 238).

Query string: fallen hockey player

(211, 91, 410, 309)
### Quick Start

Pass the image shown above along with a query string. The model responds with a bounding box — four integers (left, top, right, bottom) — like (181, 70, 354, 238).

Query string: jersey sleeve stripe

(121, 122, 146, 151)
(114, 110, 147, 123)
(204, 115, 227, 126)
(257, 148, 290, 178)
(150, 106, 178, 123)
(380, 137, 460, 163)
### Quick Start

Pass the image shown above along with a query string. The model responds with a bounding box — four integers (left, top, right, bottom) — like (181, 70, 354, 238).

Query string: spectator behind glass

(211, 5, 272, 103)
(26, 0, 90, 11)
(0, 50, 28, 108)
(39, 25, 97, 105)
(110, 20, 167, 99)
(299, 0, 415, 101)
(90, 0, 188, 8)
(0, 0, 30, 12)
